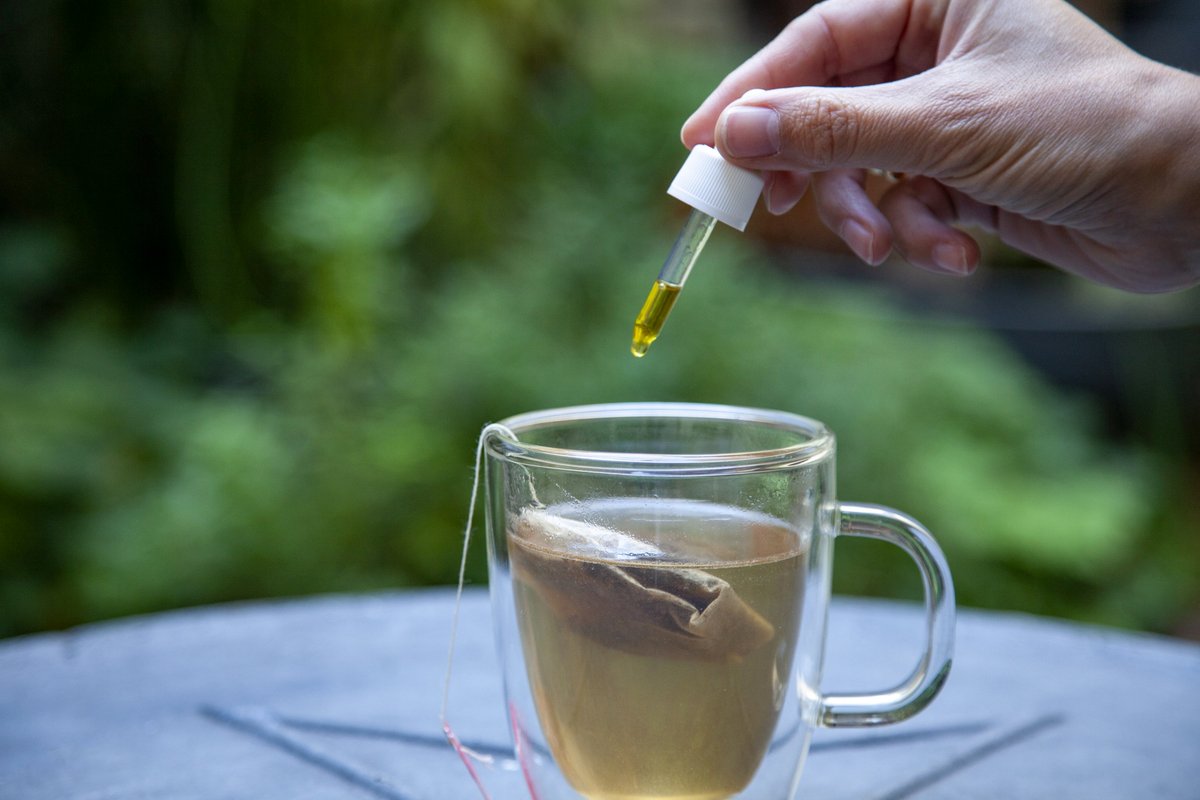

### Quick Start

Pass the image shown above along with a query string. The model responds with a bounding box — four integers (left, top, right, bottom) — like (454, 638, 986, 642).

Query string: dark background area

(1, 0, 1197, 640)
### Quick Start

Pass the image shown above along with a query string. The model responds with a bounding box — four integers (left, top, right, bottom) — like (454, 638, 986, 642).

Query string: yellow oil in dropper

(631, 282, 681, 356)
(630, 208, 716, 357)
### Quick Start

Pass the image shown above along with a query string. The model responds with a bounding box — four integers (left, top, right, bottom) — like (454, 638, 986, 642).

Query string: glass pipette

(631, 209, 717, 357)
(630, 145, 763, 358)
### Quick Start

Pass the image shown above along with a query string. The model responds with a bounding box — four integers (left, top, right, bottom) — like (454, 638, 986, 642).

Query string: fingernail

(841, 220, 876, 264)
(765, 188, 799, 216)
(932, 243, 970, 275)
(680, 112, 700, 144)
(764, 177, 788, 216)
(720, 106, 780, 158)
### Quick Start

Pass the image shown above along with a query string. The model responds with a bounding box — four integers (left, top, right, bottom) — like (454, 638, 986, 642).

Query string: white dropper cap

(667, 144, 765, 232)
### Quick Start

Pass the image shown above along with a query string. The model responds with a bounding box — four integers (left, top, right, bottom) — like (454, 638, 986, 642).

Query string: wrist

(1160, 68, 1200, 284)
(1125, 62, 1200, 287)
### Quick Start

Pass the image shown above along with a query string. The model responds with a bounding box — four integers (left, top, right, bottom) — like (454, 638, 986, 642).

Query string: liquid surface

(631, 280, 681, 357)
(509, 499, 807, 800)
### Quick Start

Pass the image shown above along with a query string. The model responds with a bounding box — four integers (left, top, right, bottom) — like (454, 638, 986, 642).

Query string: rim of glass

(487, 403, 834, 475)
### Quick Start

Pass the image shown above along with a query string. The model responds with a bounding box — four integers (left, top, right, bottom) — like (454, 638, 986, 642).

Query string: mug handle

(819, 502, 956, 728)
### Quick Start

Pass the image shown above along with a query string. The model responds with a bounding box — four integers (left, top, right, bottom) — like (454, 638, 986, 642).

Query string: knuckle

(786, 95, 859, 169)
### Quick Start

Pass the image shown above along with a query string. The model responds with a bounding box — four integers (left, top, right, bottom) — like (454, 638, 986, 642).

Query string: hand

(682, 0, 1200, 292)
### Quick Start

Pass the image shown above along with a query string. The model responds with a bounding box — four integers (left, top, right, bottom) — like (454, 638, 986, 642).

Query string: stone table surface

(2, 588, 1198, 799)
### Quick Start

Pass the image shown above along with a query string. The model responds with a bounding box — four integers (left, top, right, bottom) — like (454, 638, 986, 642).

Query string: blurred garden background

(1, 0, 1198, 640)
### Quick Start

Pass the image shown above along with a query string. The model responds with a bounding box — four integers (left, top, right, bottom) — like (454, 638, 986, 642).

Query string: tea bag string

(440, 422, 520, 798)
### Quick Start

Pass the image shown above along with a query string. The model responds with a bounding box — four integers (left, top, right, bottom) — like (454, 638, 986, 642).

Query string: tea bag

(510, 508, 774, 661)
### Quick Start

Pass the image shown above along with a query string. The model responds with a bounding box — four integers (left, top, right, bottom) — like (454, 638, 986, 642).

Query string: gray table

(2, 588, 1198, 799)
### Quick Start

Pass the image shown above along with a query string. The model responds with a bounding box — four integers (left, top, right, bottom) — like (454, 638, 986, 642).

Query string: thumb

(715, 81, 959, 175)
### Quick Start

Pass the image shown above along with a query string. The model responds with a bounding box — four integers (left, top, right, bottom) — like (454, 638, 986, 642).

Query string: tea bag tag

(440, 422, 520, 800)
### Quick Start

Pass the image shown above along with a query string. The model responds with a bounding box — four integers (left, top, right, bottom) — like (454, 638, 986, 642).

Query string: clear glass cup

(482, 403, 954, 800)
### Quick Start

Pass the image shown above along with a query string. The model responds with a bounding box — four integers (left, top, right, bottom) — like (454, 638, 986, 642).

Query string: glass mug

(480, 403, 954, 800)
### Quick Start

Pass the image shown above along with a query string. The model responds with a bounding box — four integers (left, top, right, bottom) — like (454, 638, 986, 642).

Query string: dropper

(631, 145, 765, 357)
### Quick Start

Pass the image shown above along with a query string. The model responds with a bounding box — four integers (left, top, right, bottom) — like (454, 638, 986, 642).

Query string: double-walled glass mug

(479, 403, 954, 800)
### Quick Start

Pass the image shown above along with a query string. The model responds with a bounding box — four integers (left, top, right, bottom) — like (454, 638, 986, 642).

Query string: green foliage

(1, 1, 1196, 638)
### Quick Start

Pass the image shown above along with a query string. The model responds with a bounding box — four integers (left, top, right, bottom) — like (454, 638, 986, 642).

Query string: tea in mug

(510, 498, 807, 800)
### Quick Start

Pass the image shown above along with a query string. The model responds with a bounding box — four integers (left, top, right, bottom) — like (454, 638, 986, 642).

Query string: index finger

(681, 0, 920, 147)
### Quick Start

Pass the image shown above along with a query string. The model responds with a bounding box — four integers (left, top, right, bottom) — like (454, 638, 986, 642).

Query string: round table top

(2, 588, 1198, 799)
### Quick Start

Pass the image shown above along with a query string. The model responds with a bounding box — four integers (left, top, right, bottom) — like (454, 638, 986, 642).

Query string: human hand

(682, 0, 1200, 292)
